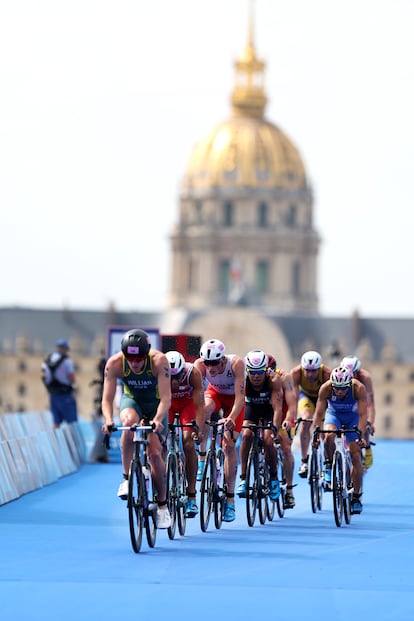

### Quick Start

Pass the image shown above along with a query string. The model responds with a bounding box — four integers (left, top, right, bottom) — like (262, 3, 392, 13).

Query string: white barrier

(0, 411, 88, 507)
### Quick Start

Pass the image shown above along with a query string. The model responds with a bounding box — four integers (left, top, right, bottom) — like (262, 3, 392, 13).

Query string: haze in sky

(1, 0, 413, 318)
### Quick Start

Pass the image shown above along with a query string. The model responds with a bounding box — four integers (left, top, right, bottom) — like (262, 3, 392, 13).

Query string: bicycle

(243, 421, 278, 526)
(315, 426, 362, 527)
(106, 423, 157, 553)
(295, 417, 323, 514)
(199, 420, 226, 532)
(274, 435, 287, 518)
(165, 413, 198, 540)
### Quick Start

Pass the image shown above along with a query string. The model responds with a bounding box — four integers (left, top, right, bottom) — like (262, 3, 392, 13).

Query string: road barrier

(0, 411, 87, 506)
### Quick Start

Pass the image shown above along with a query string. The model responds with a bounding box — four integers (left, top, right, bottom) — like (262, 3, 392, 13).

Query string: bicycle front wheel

(343, 455, 352, 525)
(177, 453, 188, 536)
(246, 449, 259, 527)
(144, 472, 157, 547)
(128, 459, 144, 553)
(214, 448, 226, 529)
(332, 452, 344, 527)
(200, 453, 215, 532)
(166, 452, 178, 540)
(276, 448, 286, 518)
(258, 453, 267, 525)
(309, 448, 322, 513)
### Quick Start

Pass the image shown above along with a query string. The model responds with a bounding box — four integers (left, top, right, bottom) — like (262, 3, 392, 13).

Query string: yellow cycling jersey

(299, 365, 326, 399)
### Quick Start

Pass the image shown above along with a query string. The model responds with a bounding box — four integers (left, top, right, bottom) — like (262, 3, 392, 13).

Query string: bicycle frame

(166, 414, 198, 539)
(199, 421, 226, 532)
(109, 424, 157, 552)
(316, 426, 361, 527)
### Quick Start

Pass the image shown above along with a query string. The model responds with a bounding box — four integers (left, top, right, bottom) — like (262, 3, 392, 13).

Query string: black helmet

(121, 329, 151, 359)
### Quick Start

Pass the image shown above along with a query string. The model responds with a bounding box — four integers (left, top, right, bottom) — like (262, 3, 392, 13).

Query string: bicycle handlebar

(103, 424, 155, 449)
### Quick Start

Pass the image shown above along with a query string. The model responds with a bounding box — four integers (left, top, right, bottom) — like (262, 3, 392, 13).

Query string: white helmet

(166, 350, 185, 375)
(341, 355, 361, 374)
(200, 338, 226, 361)
(330, 366, 353, 387)
(245, 350, 268, 370)
(301, 350, 322, 370)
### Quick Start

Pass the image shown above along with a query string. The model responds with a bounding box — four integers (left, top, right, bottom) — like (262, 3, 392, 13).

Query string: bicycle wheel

(317, 446, 324, 510)
(166, 452, 177, 540)
(214, 447, 226, 529)
(177, 453, 188, 536)
(258, 453, 267, 525)
(246, 449, 258, 527)
(200, 453, 215, 532)
(343, 455, 352, 524)
(332, 452, 344, 527)
(144, 472, 157, 547)
(276, 448, 286, 518)
(128, 459, 144, 553)
(309, 448, 321, 513)
(265, 461, 275, 522)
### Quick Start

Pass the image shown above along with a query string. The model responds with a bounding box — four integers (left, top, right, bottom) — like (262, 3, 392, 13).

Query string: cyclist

(236, 350, 283, 502)
(101, 328, 172, 529)
(194, 338, 246, 522)
(268, 355, 297, 509)
(311, 366, 367, 514)
(290, 351, 331, 478)
(341, 355, 376, 468)
(166, 350, 205, 518)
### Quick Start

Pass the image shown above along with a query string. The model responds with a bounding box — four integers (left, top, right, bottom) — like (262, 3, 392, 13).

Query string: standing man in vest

(41, 339, 78, 429)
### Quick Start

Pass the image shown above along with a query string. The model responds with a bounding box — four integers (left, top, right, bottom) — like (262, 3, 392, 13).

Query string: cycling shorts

(324, 409, 360, 443)
(204, 387, 244, 433)
(168, 399, 196, 426)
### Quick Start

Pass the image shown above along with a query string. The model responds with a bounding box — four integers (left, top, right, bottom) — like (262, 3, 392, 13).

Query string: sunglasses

(125, 354, 146, 363)
(248, 368, 266, 376)
(332, 384, 350, 390)
(204, 359, 222, 367)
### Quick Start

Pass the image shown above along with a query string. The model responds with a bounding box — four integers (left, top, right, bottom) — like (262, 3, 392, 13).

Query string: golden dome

(182, 6, 307, 192)
(182, 116, 307, 191)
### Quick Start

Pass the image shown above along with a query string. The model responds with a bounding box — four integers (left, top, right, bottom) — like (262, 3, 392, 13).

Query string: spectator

(41, 339, 78, 429)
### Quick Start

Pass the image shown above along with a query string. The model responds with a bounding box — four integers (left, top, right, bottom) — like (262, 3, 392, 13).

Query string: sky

(0, 0, 413, 318)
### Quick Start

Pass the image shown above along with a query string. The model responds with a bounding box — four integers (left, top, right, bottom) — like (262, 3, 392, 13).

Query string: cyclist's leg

(179, 402, 198, 496)
(322, 410, 338, 486)
(238, 404, 257, 494)
(297, 394, 316, 475)
(119, 397, 140, 481)
(197, 393, 219, 479)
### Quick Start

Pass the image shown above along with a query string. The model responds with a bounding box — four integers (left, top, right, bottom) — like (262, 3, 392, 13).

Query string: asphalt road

(1, 440, 413, 621)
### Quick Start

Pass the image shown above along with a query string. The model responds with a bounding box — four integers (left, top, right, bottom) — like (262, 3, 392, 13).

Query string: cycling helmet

(301, 350, 322, 370)
(245, 349, 269, 370)
(121, 329, 151, 358)
(267, 354, 277, 371)
(330, 366, 353, 387)
(166, 350, 185, 375)
(341, 355, 361, 374)
(200, 339, 226, 361)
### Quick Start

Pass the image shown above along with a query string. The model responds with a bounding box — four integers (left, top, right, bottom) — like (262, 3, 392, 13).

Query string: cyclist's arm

(152, 351, 172, 429)
(190, 366, 206, 431)
(312, 381, 330, 430)
(354, 380, 368, 438)
(281, 371, 298, 425)
(101, 355, 120, 430)
(227, 357, 246, 424)
(270, 375, 283, 431)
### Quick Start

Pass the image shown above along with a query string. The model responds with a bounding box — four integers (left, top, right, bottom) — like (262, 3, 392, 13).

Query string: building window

(408, 416, 414, 431)
(409, 395, 414, 406)
(258, 202, 268, 227)
(287, 204, 297, 227)
(256, 261, 269, 294)
(384, 393, 393, 405)
(292, 262, 300, 295)
(383, 415, 392, 430)
(18, 360, 27, 372)
(384, 370, 393, 381)
(409, 370, 414, 382)
(195, 201, 203, 224)
(219, 259, 231, 292)
(17, 384, 26, 396)
(223, 201, 234, 227)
